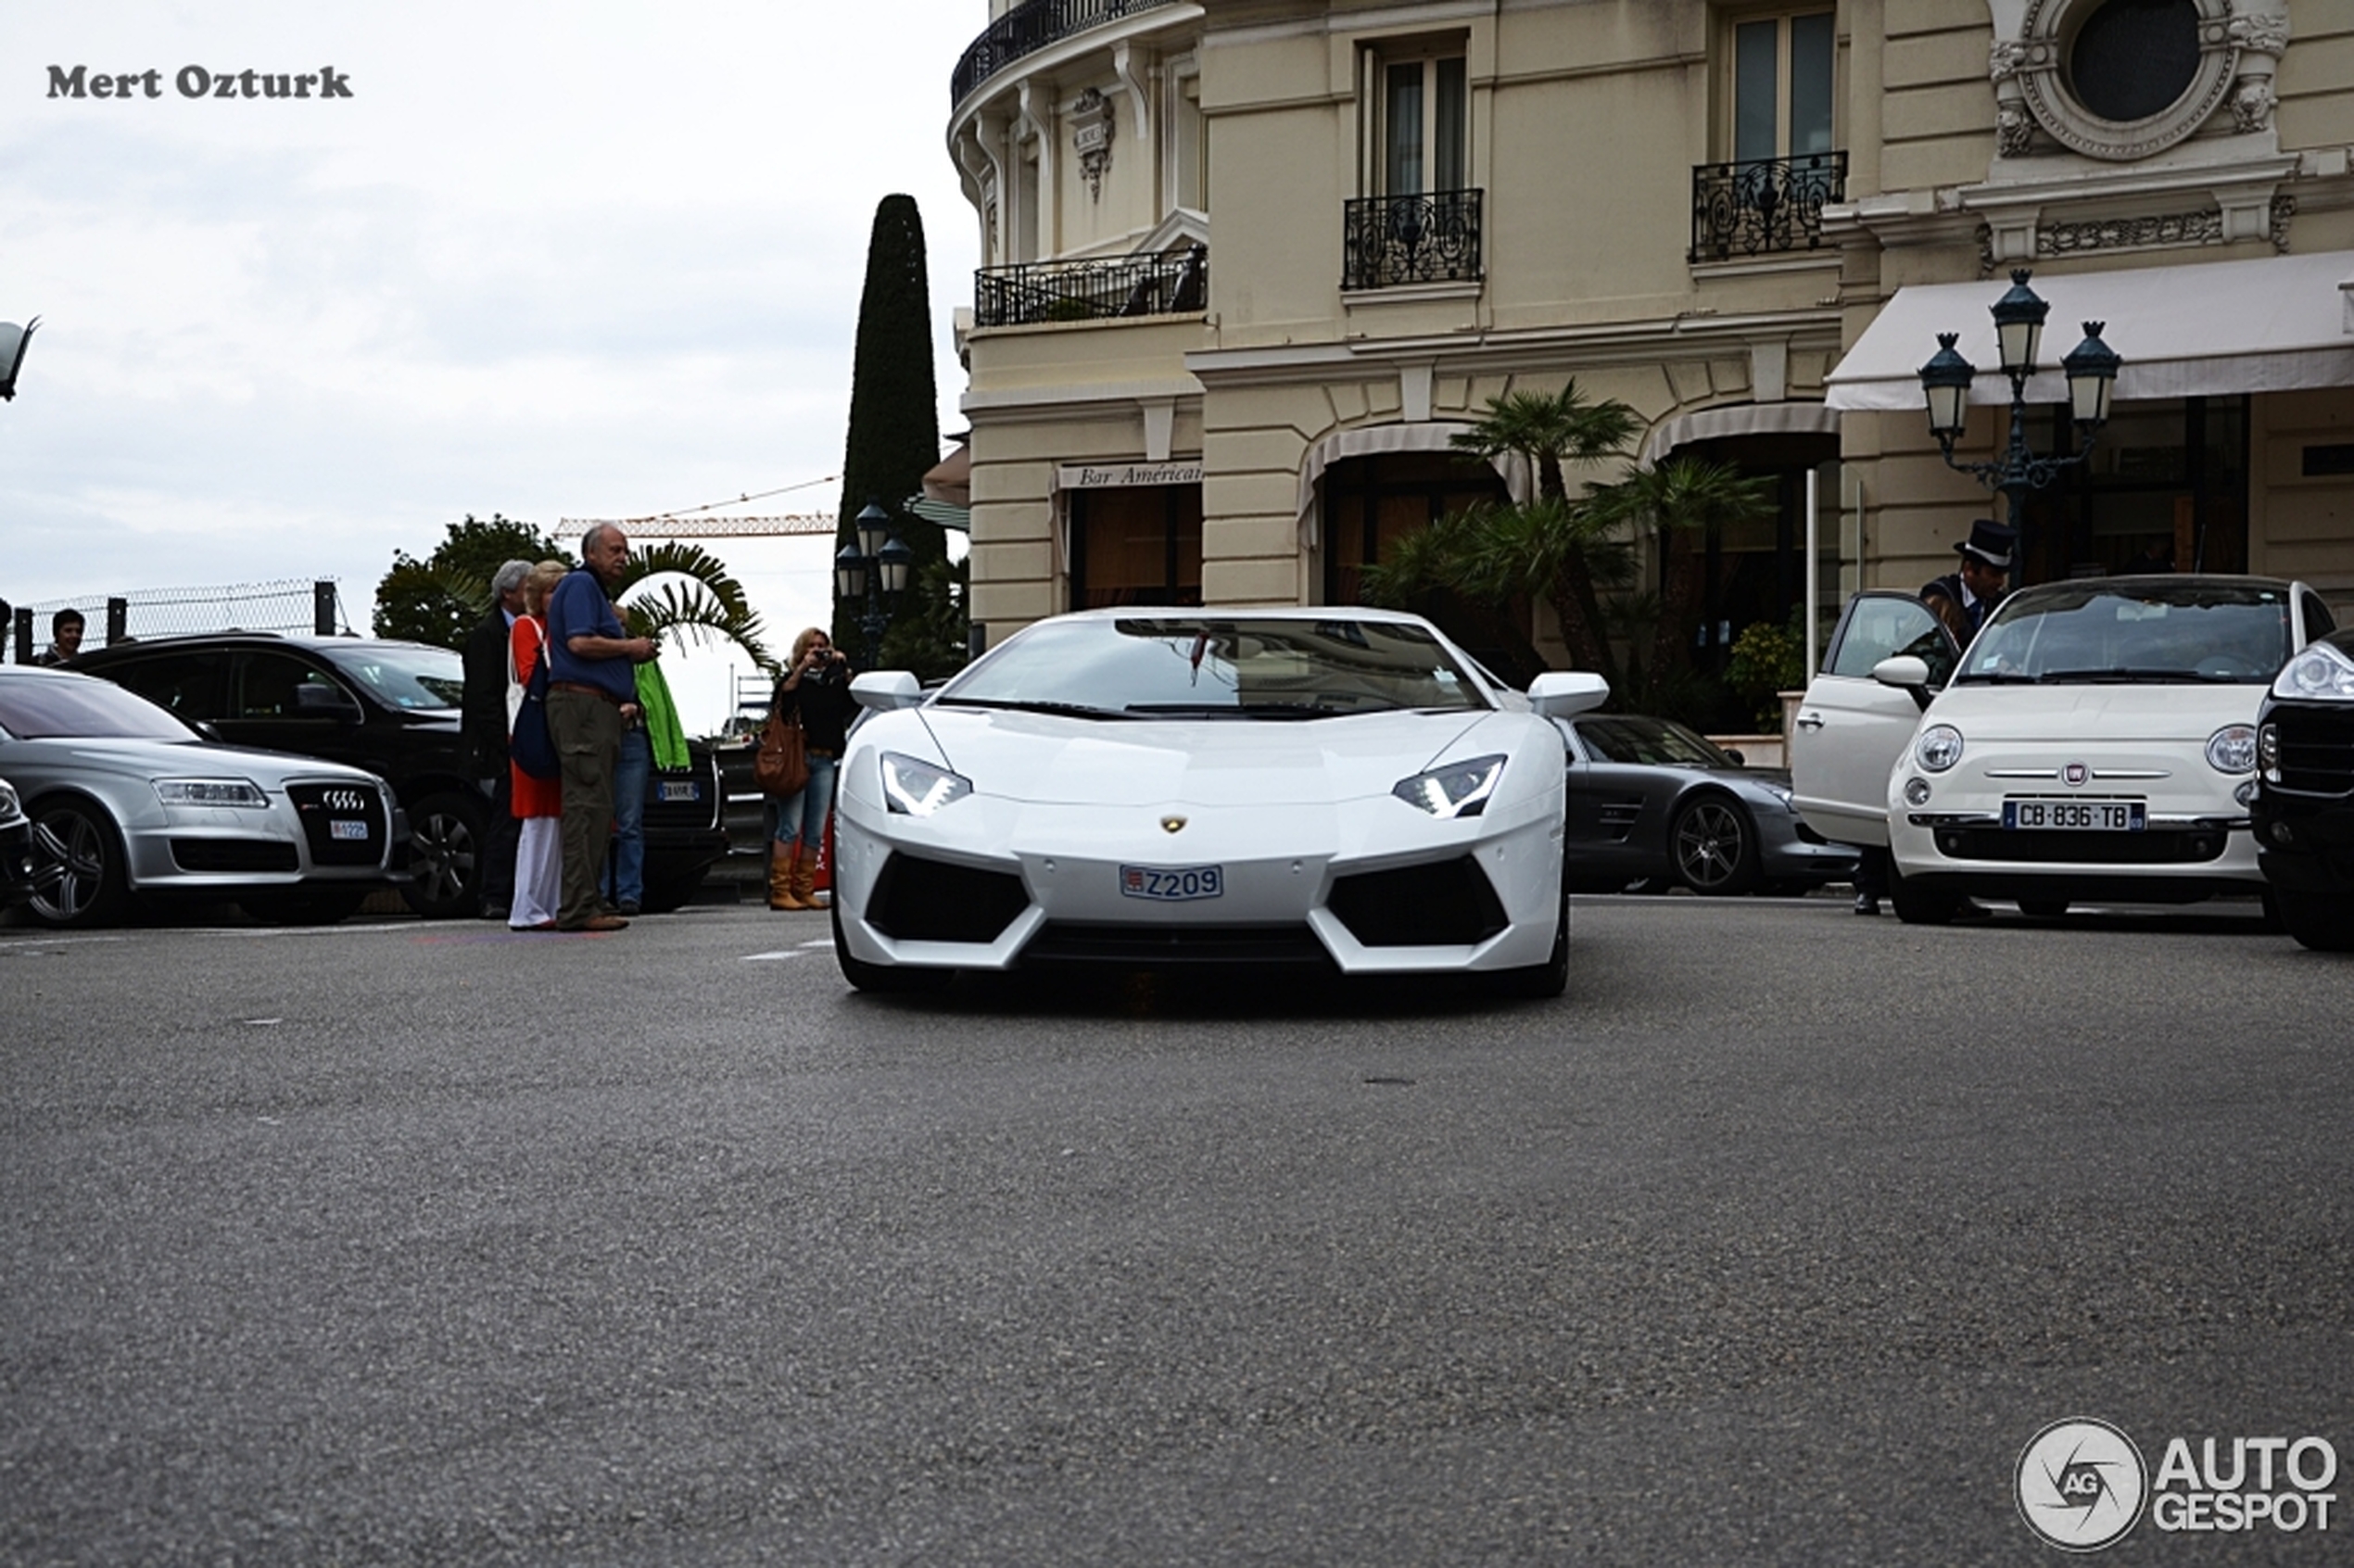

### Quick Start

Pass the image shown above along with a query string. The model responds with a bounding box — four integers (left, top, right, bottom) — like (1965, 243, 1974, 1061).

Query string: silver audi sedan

(0, 664, 405, 928)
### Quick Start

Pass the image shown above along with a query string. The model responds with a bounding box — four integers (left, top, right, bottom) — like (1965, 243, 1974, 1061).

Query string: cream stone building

(946, 0, 2354, 691)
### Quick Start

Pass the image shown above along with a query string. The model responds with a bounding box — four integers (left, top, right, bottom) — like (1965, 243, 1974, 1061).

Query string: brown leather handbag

(754, 706, 809, 797)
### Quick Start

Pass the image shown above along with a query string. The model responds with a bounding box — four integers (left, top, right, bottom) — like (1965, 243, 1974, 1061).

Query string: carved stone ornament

(1071, 87, 1115, 202)
(1997, 0, 2280, 163)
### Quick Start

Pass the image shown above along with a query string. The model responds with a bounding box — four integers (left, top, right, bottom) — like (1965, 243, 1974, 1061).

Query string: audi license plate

(2003, 799, 2145, 831)
(329, 819, 371, 841)
(1120, 864, 1223, 902)
(659, 781, 700, 803)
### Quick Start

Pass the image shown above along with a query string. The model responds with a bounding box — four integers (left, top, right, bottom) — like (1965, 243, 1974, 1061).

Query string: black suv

(2253, 620, 2354, 952)
(70, 633, 729, 916)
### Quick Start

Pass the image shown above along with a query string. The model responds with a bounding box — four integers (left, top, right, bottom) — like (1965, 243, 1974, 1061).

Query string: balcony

(973, 245, 1208, 329)
(1689, 152, 1847, 263)
(953, 0, 1184, 105)
(1341, 191, 1483, 292)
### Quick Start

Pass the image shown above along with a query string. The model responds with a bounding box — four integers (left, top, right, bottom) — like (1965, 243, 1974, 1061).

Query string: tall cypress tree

(833, 194, 944, 664)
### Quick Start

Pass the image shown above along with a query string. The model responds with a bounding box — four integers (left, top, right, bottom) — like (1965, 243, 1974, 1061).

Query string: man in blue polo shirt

(544, 523, 656, 932)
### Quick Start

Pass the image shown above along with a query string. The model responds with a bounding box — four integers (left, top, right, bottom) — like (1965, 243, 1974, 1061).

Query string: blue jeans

(770, 752, 838, 852)
(610, 727, 651, 906)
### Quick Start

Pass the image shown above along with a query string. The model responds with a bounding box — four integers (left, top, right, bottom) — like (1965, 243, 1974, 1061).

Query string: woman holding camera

(766, 626, 856, 911)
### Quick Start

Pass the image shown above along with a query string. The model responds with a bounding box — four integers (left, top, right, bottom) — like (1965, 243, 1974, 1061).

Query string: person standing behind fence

(32, 608, 83, 665)
(462, 562, 532, 918)
(506, 562, 568, 929)
(544, 525, 655, 933)
(766, 626, 854, 912)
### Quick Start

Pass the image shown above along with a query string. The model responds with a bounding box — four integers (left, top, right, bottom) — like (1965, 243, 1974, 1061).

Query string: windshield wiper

(933, 697, 1133, 720)
(1124, 701, 1388, 719)
(2036, 668, 2209, 684)
(1955, 671, 2041, 684)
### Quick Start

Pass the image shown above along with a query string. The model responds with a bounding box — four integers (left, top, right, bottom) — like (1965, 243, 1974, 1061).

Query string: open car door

(1790, 591, 1957, 847)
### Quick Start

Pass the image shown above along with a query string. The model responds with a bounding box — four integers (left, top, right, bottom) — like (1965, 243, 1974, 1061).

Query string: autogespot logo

(2018, 1418, 2147, 1551)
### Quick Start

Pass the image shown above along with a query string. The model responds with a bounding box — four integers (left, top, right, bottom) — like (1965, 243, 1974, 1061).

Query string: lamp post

(0, 317, 38, 401)
(1917, 269, 2120, 583)
(834, 499, 915, 668)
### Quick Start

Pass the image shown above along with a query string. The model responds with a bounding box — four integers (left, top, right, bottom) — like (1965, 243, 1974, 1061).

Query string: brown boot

(790, 844, 820, 910)
(768, 847, 810, 911)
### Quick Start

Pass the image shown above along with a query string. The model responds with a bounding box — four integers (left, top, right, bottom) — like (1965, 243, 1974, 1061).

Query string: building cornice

(1184, 309, 1845, 387)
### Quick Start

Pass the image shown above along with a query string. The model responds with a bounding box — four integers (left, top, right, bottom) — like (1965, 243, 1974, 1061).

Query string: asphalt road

(2, 895, 2347, 1566)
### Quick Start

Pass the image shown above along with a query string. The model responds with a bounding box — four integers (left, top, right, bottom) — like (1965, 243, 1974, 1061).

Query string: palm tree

(610, 541, 775, 672)
(1583, 458, 1778, 708)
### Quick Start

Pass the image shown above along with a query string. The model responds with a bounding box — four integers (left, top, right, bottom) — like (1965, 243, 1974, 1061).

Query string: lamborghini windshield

(934, 616, 1492, 718)
(1957, 581, 2294, 686)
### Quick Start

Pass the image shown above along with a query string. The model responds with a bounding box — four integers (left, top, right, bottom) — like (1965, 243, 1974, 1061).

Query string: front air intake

(866, 853, 1031, 944)
(1327, 855, 1509, 946)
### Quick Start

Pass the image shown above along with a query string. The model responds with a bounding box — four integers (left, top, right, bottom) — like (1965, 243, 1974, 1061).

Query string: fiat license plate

(659, 781, 700, 803)
(1120, 865, 1222, 902)
(328, 819, 371, 841)
(2003, 799, 2144, 831)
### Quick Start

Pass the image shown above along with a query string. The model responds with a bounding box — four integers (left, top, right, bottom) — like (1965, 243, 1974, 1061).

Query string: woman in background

(507, 561, 569, 930)
(766, 626, 855, 911)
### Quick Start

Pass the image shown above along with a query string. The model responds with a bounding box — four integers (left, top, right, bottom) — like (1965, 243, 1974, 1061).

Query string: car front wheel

(401, 790, 487, 918)
(2273, 887, 2354, 953)
(28, 799, 130, 929)
(1670, 797, 1760, 896)
(832, 895, 950, 994)
(1888, 860, 1959, 926)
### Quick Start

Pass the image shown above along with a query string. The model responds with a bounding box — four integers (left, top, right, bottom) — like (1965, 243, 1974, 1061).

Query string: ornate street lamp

(1916, 270, 2120, 583)
(835, 499, 915, 668)
(0, 317, 39, 401)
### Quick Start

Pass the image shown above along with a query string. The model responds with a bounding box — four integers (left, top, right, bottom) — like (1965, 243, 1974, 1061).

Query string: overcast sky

(5, 1, 981, 727)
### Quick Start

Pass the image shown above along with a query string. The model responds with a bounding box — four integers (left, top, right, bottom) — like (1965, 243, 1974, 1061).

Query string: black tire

(2273, 888, 2354, 953)
(832, 892, 951, 993)
(27, 798, 130, 929)
(400, 789, 487, 919)
(240, 886, 369, 926)
(2017, 897, 2070, 919)
(638, 866, 710, 916)
(1669, 796, 1761, 896)
(1888, 860, 1959, 926)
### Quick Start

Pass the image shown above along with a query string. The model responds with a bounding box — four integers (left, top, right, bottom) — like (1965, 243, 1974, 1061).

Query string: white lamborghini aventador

(829, 608, 1608, 996)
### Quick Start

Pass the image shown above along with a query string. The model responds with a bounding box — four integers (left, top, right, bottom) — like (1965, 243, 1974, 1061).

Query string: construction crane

(559, 513, 839, 538)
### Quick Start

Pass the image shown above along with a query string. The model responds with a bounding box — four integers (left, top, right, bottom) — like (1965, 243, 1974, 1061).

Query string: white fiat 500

(1797, 575, 2328, 924)
(829, 608, 1608, 995)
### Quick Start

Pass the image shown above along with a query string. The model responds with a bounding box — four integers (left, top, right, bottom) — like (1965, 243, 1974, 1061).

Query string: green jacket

(633, 661, 690, 769)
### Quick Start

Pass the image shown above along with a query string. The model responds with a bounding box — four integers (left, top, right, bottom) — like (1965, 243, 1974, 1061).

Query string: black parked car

(70, 633, 729, 916)
(1559, 713, 1858, 896)
(2252, 622, 2354, 952)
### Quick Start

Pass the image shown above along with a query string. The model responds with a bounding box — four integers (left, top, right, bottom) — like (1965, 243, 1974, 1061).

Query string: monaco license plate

(2003, 799, 2145, 832)
(328, 819, 371, 841)
(659, 781, 700, 803)
(1120, 864, 1223, 902)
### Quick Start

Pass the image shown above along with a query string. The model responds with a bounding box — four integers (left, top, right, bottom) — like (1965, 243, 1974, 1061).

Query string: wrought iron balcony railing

(1689, 151, 1847, 263)
(953, 0, 1183, 104)
(1341, 190, 1483, 291)
(973, 245, 1209, 329)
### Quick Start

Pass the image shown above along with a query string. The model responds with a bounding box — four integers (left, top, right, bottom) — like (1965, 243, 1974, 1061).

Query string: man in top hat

(1920, 518, 2015, 647)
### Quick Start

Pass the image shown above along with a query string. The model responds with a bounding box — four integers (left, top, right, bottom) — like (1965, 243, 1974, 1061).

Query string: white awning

(1296, 424, 1529, 549)
(1637, 401, 1840, 466)
(1826, 248, 2354, 411)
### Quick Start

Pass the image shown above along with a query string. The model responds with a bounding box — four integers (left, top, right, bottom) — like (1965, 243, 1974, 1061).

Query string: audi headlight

(2273, 639, 2354, 702)
(880, 752, 972, 816)
(155, 778, 270, 809)
(1394, 754, 1505, 818)
(1914, 726, 1964, 774)
(2204, 724, 2258, 774)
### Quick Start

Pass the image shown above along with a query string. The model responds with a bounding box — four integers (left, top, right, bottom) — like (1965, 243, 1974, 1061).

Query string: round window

(2067, 0, 2200, 122)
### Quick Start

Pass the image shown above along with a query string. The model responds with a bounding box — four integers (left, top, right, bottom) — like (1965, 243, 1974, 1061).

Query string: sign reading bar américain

(1056, 462, 1204, 489)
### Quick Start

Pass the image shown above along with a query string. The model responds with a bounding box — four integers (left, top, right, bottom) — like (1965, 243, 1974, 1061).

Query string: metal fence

(4, 578, 348, 663)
